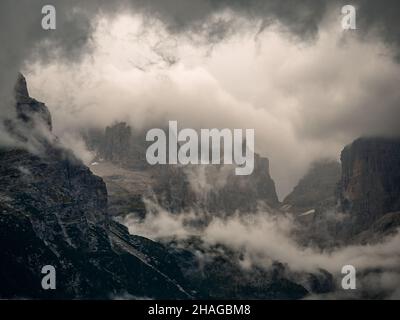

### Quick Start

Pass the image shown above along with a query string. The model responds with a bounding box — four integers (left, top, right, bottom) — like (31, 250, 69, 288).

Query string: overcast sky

(2, 0, 400, 197)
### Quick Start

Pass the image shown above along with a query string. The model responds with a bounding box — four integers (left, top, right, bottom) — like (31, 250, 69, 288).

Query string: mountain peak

(10, 72, 53, 131)
(14, 73, 29, 98)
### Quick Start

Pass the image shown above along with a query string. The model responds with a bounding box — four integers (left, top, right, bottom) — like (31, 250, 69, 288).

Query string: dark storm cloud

(356, 0, 400, 51)
(120, 0, 400, 51)
(129, 0, 327, 41)
(2, 0, 400, 77)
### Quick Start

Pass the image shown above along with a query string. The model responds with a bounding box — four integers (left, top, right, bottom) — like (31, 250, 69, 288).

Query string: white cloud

(25, 12, 400, 197)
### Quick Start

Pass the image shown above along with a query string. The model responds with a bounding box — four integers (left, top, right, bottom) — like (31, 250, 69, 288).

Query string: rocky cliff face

(281, 160, 342, 248)
(0, 76, 318, 299)
(150, 156, 279, 216)
(85, 123, 147, 170)
(283, 159, 341, 214)
(205, 154, 280, 213)
(86, 122, 280, 217)
(14, 73, 52, 131)
(0, 76, 325, 300)
(0, 75, 191, 299)
(285, 139, 400, 246)
(339, 137, 400, 234)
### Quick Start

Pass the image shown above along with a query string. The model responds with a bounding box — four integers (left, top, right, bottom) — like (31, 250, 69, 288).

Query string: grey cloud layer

(1, 0, 400, 119)
(2, 0, 400, 76)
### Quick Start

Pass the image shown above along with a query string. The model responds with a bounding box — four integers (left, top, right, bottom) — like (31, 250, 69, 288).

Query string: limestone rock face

(287, 138, 400, 245)
(14, 73, 52, 130)
(0, 76, 191, 299)
(86, 122, 280, 217)
(205, 154, 279, 214)
(0, 76, 320, 300)
(14, 73, 29, 97)
(339, 137, 400, 232)
(283, 159, 341, 214)
(281, 160, 341, 248)
(85, 123, 147, 169)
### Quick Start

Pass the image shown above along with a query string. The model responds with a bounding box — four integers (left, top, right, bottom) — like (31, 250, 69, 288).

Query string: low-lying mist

(121, 198, 400, 299)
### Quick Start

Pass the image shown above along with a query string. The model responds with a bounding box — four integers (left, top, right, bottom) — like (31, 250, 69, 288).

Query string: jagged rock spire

(14, 73, 29, 98)
(12, 72, 53, 131)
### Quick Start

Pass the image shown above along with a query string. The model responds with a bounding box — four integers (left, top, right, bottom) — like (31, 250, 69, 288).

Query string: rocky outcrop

(353, 211, 400, 244)
(287, 138, 400, 245)
(283, 159, 341, 214)
(339, 137, 400, 234)
(166, 237, 312, 299)
(200, 154, 279, 214)
(86, 123, 280, 217)
(208, 154, 280, 213)
(84, 123, 147, 170)
(281, 160, 342, 248)
(14, 73, 52, 130)
(0, 75, 191, 299)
